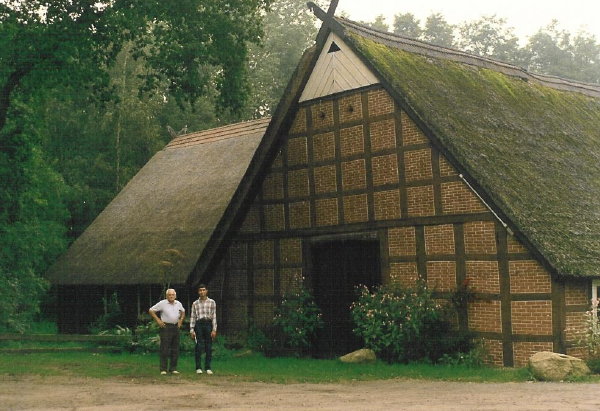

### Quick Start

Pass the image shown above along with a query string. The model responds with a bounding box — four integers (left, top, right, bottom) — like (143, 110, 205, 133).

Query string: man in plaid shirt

(189, 284, 217, 374)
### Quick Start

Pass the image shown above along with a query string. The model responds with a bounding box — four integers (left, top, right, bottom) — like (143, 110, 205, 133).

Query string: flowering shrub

(578, 298, 600, 372)
(273, 287, 323, 351)
(351, 281, 474, 363)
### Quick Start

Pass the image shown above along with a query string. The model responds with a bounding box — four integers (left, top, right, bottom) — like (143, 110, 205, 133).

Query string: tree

(570, 32, 600, 84)
(0, 0, 272, 133)
(523, 22, 600, 84)
(244, 0, 321, 117)
(0, 0, 272, 331)
(359, 14, 389, 32)
(423, 13, 455, 48)
(393, 13, 422, 39)
(523, 21, 575, 79)
(456, 16, 521, 63)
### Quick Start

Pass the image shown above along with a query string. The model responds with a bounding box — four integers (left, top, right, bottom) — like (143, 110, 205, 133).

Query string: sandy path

(1, 375, 600, 410)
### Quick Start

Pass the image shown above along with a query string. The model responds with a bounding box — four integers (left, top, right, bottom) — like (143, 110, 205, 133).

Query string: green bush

(437, 341, 490, 367)
(273, 287, 323, 351)
(351, 281, 474, 363)
(88, 292, 125, 334)
(245, 321, 273, 353)
(586, 357, 600, 374)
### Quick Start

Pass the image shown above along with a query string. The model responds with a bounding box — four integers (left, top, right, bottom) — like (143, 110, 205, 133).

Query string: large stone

(528, 351, 591, 381)
(339, 348, 376, 363)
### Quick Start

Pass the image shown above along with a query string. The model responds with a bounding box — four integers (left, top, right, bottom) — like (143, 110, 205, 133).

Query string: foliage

(0, 115, 69, 331)
(456, 15, 521, 63)
(423, 13, 455, 48)
(273, 287, 324, 351)
(245, 321, 274, 353)
(351, 281, 474, 363)
(0, 0, 273, 128)
(523, 21, 600, 84)
(0, 0, 272, 329)
(450, 278, 477, 309)
(88, 292, 125, 334)
(358, 14, 389, 32)
(387, 11, 600, 84)
(586, 357, 600, 374)
(393, 13, 422, 38)
(437, 340, 490, 368)
(577, 298, 600, 360)
(244, 0, 322, 117)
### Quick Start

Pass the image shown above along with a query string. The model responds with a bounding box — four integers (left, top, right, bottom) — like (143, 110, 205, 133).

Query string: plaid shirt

(190, 297, 217, 332)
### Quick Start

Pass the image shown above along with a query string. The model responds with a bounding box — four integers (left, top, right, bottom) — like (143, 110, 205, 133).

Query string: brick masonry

(513, 342, 553, 367)
(340, 126, 365, 157)
(441, 181, 487, 215)
(511, 301, 552, 335)
(313, 132, 336, 162)
(373, 189, 401, 220)
(388, 227, 416, 256)
(404, 149, 433, 182)
(311, 100, 334, 131)
(315, 197, 338, 226)
(426, 261, 456, 291)
(468, 300, 502, 333)
(339, 93, 363, 124)
(370, 119, 396, 151)
(509, 260, 551, 294)
(424, 224, 455, 255)
(390, 262, 418, 287)
(466, 261, 500, 294)
(463, 221, 497, 255)
(482, 339, 504, 367)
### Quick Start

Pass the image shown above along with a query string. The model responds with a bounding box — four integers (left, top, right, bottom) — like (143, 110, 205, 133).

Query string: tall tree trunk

(114, 52, 129, 192)
(0, 65, 33, 135)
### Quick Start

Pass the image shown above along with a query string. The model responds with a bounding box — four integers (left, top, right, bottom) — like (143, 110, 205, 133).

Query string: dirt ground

(1, 375, 600, 410)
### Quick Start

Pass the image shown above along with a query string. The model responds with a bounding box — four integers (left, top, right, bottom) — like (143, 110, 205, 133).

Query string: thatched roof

(332, 17, 600, 277)
(49, 5, 600, 286)
(47, 118, 270, 285)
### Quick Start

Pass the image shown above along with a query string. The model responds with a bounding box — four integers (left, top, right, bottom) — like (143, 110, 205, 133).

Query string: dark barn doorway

(310, 239, 381, 358)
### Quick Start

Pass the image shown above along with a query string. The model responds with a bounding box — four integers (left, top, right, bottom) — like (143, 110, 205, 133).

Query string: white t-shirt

(150, 299, 185, 324)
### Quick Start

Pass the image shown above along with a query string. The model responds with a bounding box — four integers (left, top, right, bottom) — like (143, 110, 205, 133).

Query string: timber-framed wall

(209, 86, 587, 367)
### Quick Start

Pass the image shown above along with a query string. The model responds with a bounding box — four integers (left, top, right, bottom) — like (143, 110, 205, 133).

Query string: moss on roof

(346, 32, 600, 278)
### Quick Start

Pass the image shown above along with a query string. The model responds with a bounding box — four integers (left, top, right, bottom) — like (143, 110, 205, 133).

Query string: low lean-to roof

(47, 118, 270, 285)
(334, 17, 600, 278)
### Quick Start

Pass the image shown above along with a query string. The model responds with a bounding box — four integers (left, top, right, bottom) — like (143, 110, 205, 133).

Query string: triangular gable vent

(299, 32, 379, 102)
(328, 41, 341, 53)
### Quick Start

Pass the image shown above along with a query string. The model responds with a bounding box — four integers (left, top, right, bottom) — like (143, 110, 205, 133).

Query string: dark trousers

(159, 324, 180, 372)
(194, 321, 213, 370)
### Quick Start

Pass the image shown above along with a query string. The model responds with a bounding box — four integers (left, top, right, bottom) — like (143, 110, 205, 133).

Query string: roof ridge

(166, 117, 271, 148)
(337, 16, 600, 98)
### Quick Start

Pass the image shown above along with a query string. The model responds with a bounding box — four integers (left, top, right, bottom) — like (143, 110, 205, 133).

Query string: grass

(0, 350, 536, 383)
(2, 323, 597, 384)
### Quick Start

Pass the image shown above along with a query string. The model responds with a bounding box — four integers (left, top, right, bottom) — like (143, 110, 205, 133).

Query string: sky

(336, 0, 600, 41)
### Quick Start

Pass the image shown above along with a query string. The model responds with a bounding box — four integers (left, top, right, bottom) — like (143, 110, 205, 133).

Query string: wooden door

(311, 239, 380, 357)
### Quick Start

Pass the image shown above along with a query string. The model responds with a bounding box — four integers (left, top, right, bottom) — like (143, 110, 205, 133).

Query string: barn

(47, 2, 600, 366)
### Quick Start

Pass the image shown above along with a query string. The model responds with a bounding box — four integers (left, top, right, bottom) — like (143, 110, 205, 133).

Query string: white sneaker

(196, 369, 203, 374)
(171, 370, 180, 375)
(160, 371, 167, 375)
(206, 370, 213, 375)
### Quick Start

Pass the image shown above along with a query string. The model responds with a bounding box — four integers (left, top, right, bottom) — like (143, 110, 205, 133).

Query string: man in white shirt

(189, 284, 217, 374)
(149, 288, 185, 375)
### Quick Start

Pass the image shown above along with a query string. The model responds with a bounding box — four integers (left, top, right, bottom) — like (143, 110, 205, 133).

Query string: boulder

(339, 348, 376, 363)
(528, 351, 590, 381)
